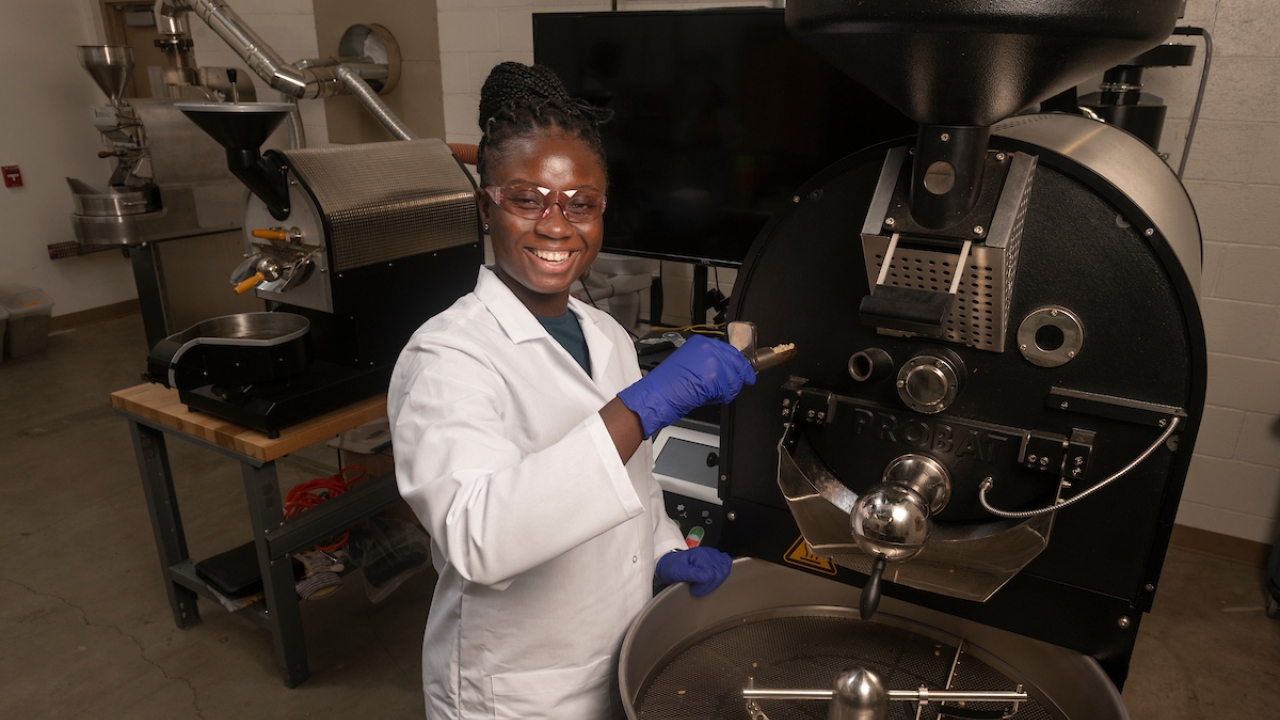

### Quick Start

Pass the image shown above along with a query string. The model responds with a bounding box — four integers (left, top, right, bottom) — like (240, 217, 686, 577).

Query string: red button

(2, 166, 22, 188)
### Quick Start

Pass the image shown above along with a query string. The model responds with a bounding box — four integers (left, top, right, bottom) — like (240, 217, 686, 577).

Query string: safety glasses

(483, 185, 607, 224)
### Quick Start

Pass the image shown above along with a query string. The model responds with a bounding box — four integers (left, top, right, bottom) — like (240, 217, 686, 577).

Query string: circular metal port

(1018, 306, 1084, 367)
(896, 349, 964, 414)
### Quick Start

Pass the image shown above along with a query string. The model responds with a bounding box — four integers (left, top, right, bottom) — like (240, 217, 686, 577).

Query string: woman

(387, 62, 755, 719)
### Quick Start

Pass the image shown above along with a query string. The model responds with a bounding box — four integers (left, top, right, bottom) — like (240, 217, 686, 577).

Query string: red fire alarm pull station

(2, 166, 22, 188)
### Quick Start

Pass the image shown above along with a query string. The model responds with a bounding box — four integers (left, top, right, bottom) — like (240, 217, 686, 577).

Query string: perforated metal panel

(635, 610, 1056, 720)
(861, 241, 1020, 351)
(281, 138, 478, 272)
(858, 151, 1033, 353)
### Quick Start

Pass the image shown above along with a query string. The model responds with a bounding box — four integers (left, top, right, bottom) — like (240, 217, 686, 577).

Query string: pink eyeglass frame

(482, 185, 608, 223)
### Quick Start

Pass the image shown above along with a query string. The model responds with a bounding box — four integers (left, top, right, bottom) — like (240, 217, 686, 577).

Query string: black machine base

(178, 360, 392, 438)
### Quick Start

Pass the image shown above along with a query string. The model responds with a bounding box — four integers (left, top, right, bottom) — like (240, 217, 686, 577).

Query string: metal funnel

(787, 0, 1184, 231)
(786, 0, 1185, 128)
(76, 46, 134, 107)
(174, 102, 293, 151)
(175, 102, 296, 220)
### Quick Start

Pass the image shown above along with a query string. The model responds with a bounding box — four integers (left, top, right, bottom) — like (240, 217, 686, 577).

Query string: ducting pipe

(281, 96, 306, 149)
(334, 65, 417, 140)
(158, 0, 350, 100)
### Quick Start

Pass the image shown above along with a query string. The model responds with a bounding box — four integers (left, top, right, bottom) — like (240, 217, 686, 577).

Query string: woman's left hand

(655, 546, 733, 597)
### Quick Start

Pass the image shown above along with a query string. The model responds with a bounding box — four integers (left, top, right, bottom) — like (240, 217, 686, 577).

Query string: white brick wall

(1138, 0, 1280, 544)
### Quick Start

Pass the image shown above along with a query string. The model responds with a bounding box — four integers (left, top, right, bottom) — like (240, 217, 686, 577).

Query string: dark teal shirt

(537, 311, 592, 377)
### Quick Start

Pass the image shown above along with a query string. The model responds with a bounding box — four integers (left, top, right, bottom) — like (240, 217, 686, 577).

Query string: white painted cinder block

(1198, 57, 1280, 124)
(1233, 412, 1280, 467)
(1176, 501, 1280, 545)
(1205, 353, 1280, 415)
(1212, 0, 1280, 59)
(438, 9, 502, 54)
(1248, 124, 1280, 186)
(497, 10, 536, 52)
(1196, 406, 1248, 459)
(1201, 241, 1227, 296)
(1215, 246, 1280, 304)
(1199, 297, 1280, 361)
(1181, 121, 1261, 183)
(1181, 454, 1280, 518)
(1185, 182, 1280, 246)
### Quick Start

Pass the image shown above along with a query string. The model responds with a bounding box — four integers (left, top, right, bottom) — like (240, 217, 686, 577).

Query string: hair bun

(475, 61, 611, 185)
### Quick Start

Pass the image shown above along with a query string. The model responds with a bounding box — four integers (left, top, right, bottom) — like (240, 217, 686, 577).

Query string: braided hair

(476, 62, 611, 186)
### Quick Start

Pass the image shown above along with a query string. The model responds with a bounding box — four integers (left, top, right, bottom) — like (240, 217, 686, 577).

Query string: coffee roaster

(621, 1, 1204, 718)
(144, 103, 481, 436)
(67, 43, 270, 347)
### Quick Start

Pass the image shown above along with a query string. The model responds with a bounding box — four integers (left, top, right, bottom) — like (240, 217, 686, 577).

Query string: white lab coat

(388, 266, 686, 719)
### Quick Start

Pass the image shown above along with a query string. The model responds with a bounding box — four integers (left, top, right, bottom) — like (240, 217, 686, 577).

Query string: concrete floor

(1, 313, 1278, 719)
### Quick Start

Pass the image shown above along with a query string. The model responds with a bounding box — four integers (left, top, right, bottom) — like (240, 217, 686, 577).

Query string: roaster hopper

(145, 102, 481, 436)
(622, 1, 1203, 718)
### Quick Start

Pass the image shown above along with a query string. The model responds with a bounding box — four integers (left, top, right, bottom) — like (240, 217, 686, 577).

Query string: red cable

(284, 465, 366, 551)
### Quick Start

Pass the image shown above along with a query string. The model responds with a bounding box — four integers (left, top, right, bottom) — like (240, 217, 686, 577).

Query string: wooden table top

(110, 383, 388, 464)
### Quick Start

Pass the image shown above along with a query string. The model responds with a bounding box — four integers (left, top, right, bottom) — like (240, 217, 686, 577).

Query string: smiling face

(478, 129, 607, 317)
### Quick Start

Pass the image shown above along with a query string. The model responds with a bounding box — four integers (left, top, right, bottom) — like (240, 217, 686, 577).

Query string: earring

(483, 223, 489, 232)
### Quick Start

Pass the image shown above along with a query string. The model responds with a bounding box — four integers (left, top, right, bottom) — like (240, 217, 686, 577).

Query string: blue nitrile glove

(655, 546, 733, 598)
(618, 334, 756, 437)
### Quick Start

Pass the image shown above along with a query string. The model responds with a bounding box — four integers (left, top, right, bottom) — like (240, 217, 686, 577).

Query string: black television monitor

(533, 7, 915, 267)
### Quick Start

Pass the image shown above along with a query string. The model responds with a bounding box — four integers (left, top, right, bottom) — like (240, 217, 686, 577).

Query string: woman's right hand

(617, 334, 756, 437)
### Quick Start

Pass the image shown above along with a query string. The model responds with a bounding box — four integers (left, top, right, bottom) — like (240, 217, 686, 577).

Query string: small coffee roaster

(622, 1, 1205, 718)
(146, 103, 480, 435)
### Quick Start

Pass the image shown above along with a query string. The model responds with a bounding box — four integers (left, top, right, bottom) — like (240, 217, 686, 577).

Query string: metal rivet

(1144, 584, 1155, 592)
(792, 195, 800, 203)
(1050, 309, 1059, 317)
(727, 511, 737, 521)
(1117, 616, 1132, 629)
(996, 152, 1006, 162)
(1040, 457, 1049, 466)
(720, 475, 727, 481)
(1060, 401, 1069, 409)
(1028, 454, 1037, 463)
(806, 410, 816, 419)
(973, 225, 984, 236)
(1144, 228, 1155, 237)
(782, 398, 792, 407)
(1067, 351, 1075, 358)
(1158, 418, 1168, 427)
(816, 412, 826, 421)
(885, 217, 896, 227)
(940, 132, 950, 142)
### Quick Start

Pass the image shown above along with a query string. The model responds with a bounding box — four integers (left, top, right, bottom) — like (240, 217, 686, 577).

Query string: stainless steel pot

(621, 558, 1128, 719)
(68, 182, 157, 217)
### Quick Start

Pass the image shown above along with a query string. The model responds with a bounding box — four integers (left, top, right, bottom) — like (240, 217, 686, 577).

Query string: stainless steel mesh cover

(281, 138, 478, 272)
(636, 609, 1056, 720)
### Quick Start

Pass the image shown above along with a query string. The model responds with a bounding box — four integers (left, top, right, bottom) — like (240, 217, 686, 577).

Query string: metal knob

(852, 484, 933, 562)
(827, 667, 888, 720)
(850, 454, 951, 619)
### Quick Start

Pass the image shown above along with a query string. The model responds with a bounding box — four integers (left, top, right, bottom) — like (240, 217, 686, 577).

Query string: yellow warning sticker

(784, 536, 837, 575)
